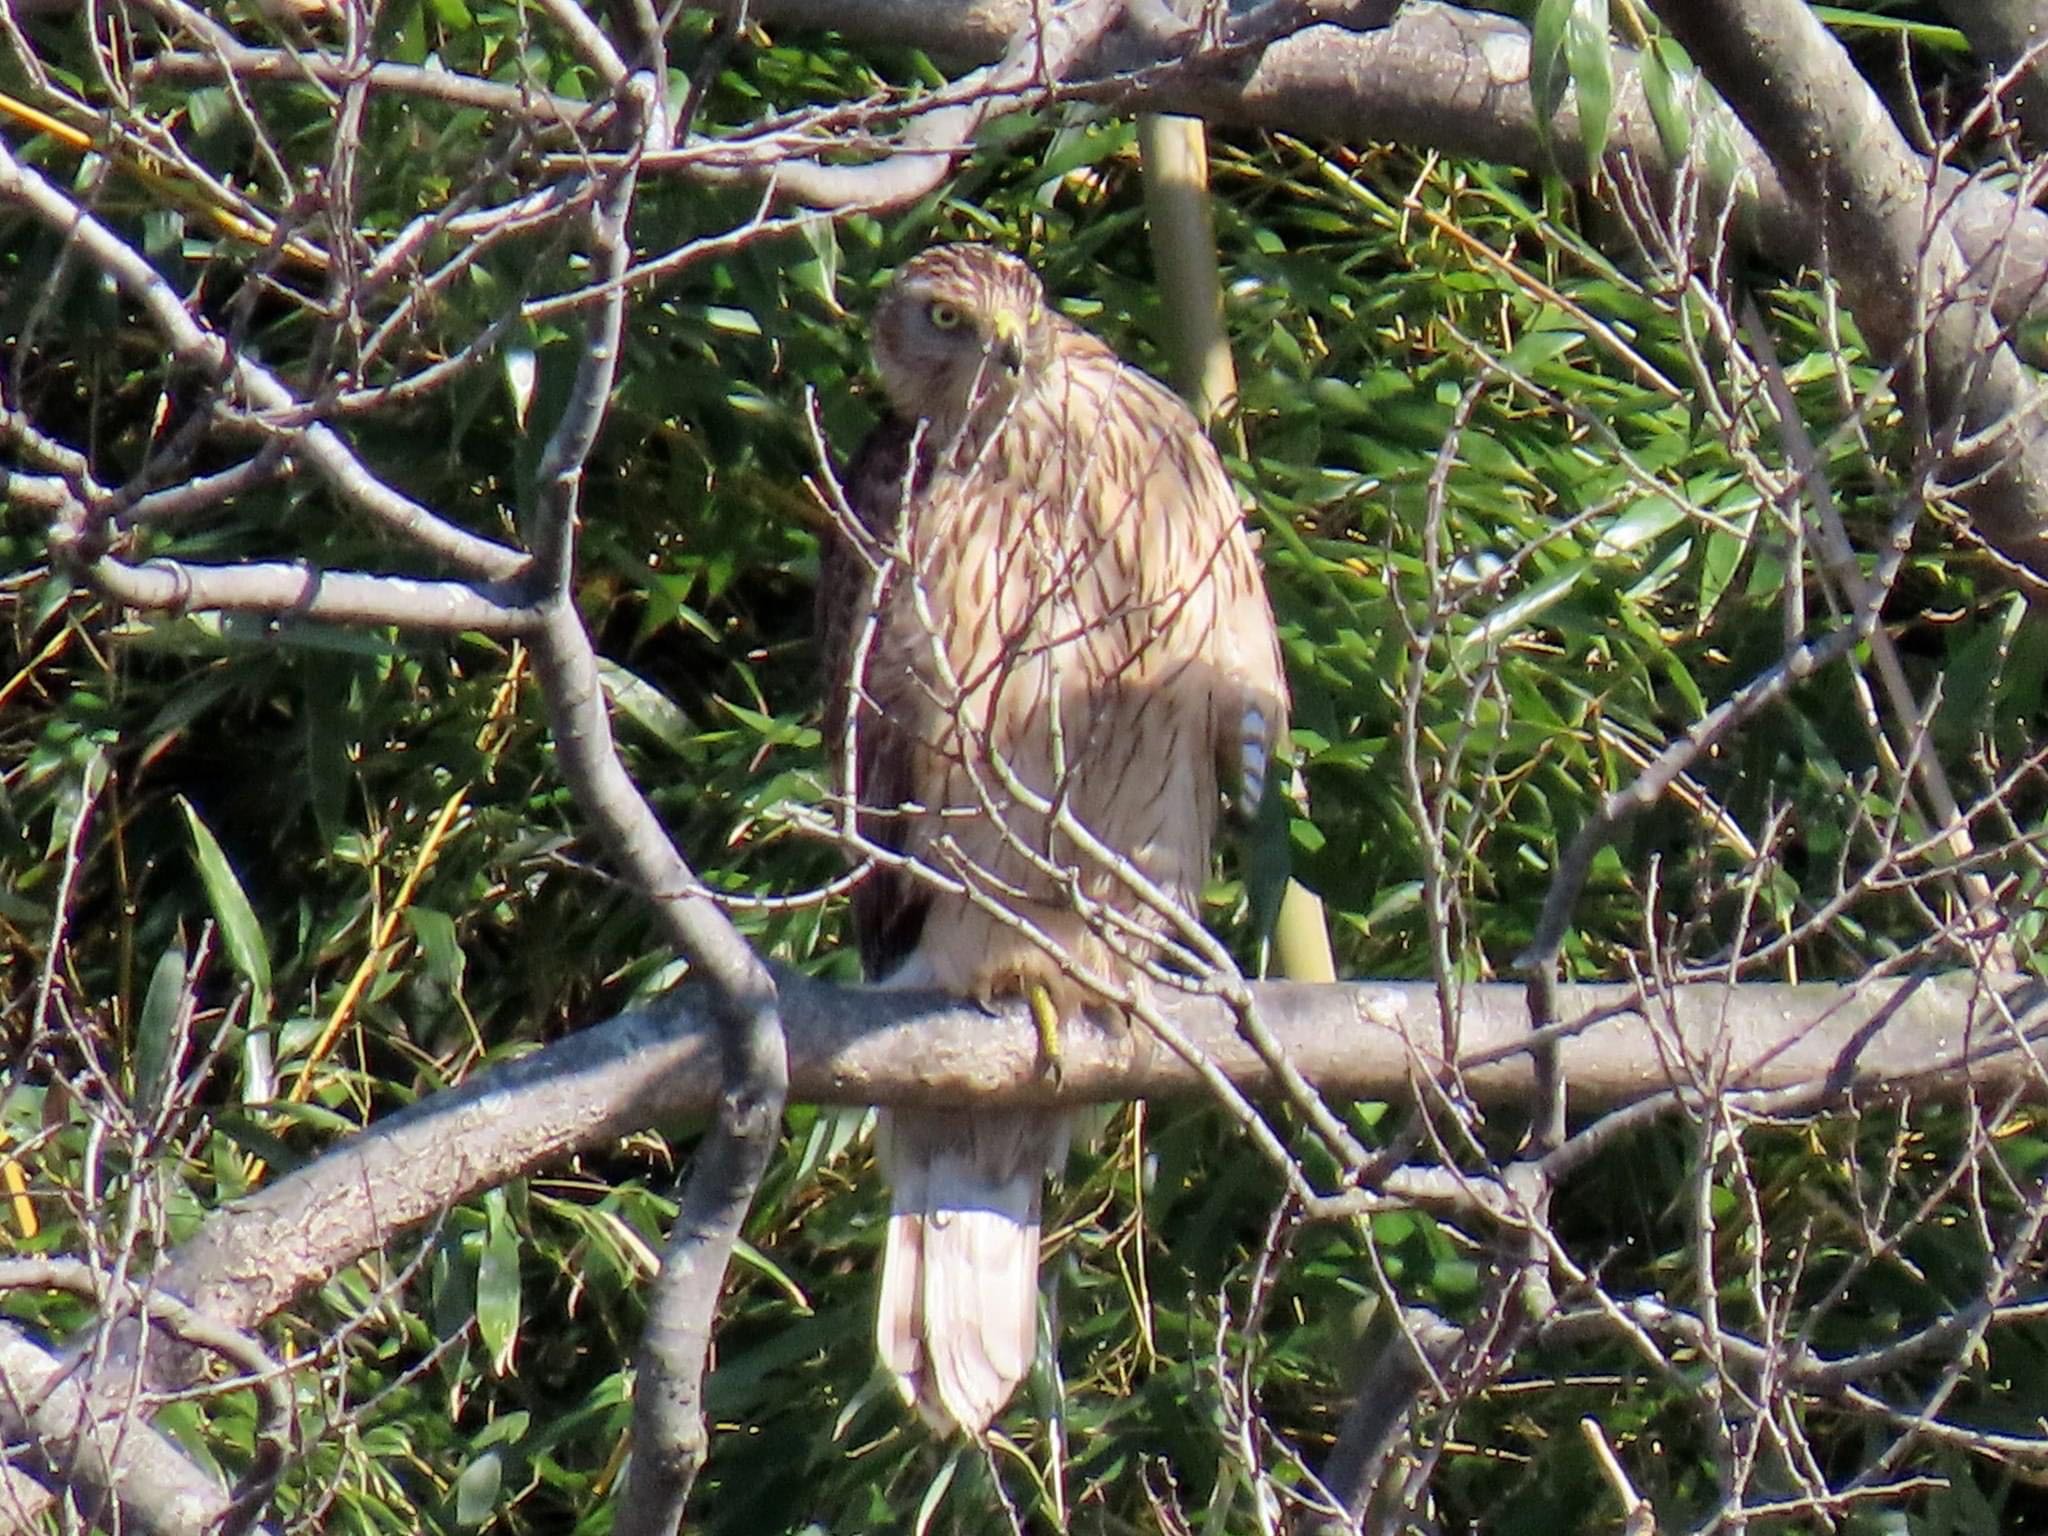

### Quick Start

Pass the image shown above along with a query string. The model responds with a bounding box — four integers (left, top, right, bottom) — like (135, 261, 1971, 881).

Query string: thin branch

(510, 64, 786, 1535)
(66, 554, 546, 635)
(1520, 621, 1871, 974)
(133, 48, 609, 131)
(737, 0, 1128, 210)
(0, 137, 529, 584)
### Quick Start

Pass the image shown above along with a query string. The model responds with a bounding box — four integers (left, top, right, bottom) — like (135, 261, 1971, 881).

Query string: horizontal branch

(67, 556, 546, 634)
(7, 968, 2039, 1529)
(132, 49, 606, 132)
(159, 968, 2045, 1332)
(732, 0, 2048, 328)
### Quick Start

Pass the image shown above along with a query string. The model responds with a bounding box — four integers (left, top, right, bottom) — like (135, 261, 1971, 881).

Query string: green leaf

(1563, 0, 1612, 172)
(1641, 37, 1693, 162)
(477, 1189, 523, 1376)
(300, 655, 353, 849)
(1595, 493, 1686, 559)
(406, 907, 467, 994)
(1502, 326, 1585, 377)
(731, 1237, 813, 1313)
(453, 1450, 501, 1526)
(1697, 513, 1755, 623)
(185, 87, 231, 137)
(176, 795, 272, 1025)
(133, 943, 188, 1121)
(1528, 0, 1571, 155)
(796, 217, 843, 309)
(599, 660, 697, 756)
(1454, 561, 1588, 667)
(913, 1447, 963, 1536)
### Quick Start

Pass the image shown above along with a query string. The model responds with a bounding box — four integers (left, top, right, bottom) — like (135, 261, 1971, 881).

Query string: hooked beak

(990, 309, 1025, 375)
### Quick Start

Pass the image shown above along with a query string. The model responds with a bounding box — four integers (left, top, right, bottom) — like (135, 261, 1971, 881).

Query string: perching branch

(5, 961, 2045, 1529)
(55, 971, 2048, 1339)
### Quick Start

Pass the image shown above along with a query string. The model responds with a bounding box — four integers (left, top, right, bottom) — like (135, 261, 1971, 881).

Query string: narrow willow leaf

(913, 1448, 962, 1536)
(798, 217, 843, 310)
(478, 1189, 522, 1376)
(134, 942, 188, 1121)
(1454, 562, 1588, 666)
(732, 1237, 814, 1313)
(1642, 36, 1693, 161)
(1594, 494, 1686, 558)
(176, 795, 271, 1024)
(1697, 513, 1756, 623)
(599, 659, 696, 755)
(1528, 0, 1571, 152)
(1563, 0, 1613, 171)
(406, 907, 467, 994)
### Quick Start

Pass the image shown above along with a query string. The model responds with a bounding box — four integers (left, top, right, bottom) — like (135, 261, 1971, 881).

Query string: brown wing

(817, 412, 929, 981)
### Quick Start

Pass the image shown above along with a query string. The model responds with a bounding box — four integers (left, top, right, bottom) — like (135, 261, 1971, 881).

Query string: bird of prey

(817, 243, 1288, 1435)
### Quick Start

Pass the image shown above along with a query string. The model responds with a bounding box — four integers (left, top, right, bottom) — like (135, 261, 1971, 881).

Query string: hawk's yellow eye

(927, 301, 963, 331)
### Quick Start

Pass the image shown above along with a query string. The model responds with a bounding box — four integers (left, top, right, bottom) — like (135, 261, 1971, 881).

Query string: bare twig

(1655, 0, 2048, 578)
(0, 141, 529, 585)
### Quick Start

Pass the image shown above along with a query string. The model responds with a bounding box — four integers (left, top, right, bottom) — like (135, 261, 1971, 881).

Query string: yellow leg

(1027, 979, 1063, 1083)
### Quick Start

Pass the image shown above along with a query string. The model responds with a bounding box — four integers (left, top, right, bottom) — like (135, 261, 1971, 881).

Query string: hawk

(818, 244, 1288, 1435)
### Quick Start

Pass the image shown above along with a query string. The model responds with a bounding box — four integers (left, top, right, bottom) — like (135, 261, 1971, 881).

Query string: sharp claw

(1027, 981, 1063, 1084)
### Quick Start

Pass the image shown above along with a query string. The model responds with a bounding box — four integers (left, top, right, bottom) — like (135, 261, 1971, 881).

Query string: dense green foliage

(7, 3, 2048, 1532)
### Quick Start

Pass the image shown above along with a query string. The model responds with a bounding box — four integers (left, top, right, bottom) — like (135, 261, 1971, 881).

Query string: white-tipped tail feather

(876, 1108, 1060, 1434)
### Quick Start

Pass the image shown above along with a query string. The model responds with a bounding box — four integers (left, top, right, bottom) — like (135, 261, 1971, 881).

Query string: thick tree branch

(733, 0, 2048, 330)
(0, 1321, 275, 1536)
(1306, 1306, 1465, 1534)
(1654, 0, 2048, 579)
(0, 1262, 287, 1536)
(5, 969, 2043, 1529)
(124, 970, 2048, 1334)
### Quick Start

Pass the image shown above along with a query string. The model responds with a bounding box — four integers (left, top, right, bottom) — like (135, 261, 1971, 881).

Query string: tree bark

(1657, 0, 2048, 579)
(732, 0, 2048, 332)
(6, 966, 2042, 1532)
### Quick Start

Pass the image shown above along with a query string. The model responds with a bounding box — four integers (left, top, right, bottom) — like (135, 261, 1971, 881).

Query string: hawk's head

(871, 244, 1055, 438)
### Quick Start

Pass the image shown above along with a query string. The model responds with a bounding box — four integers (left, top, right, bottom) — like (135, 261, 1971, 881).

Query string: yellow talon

(1027, 980, 1063, 1083)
